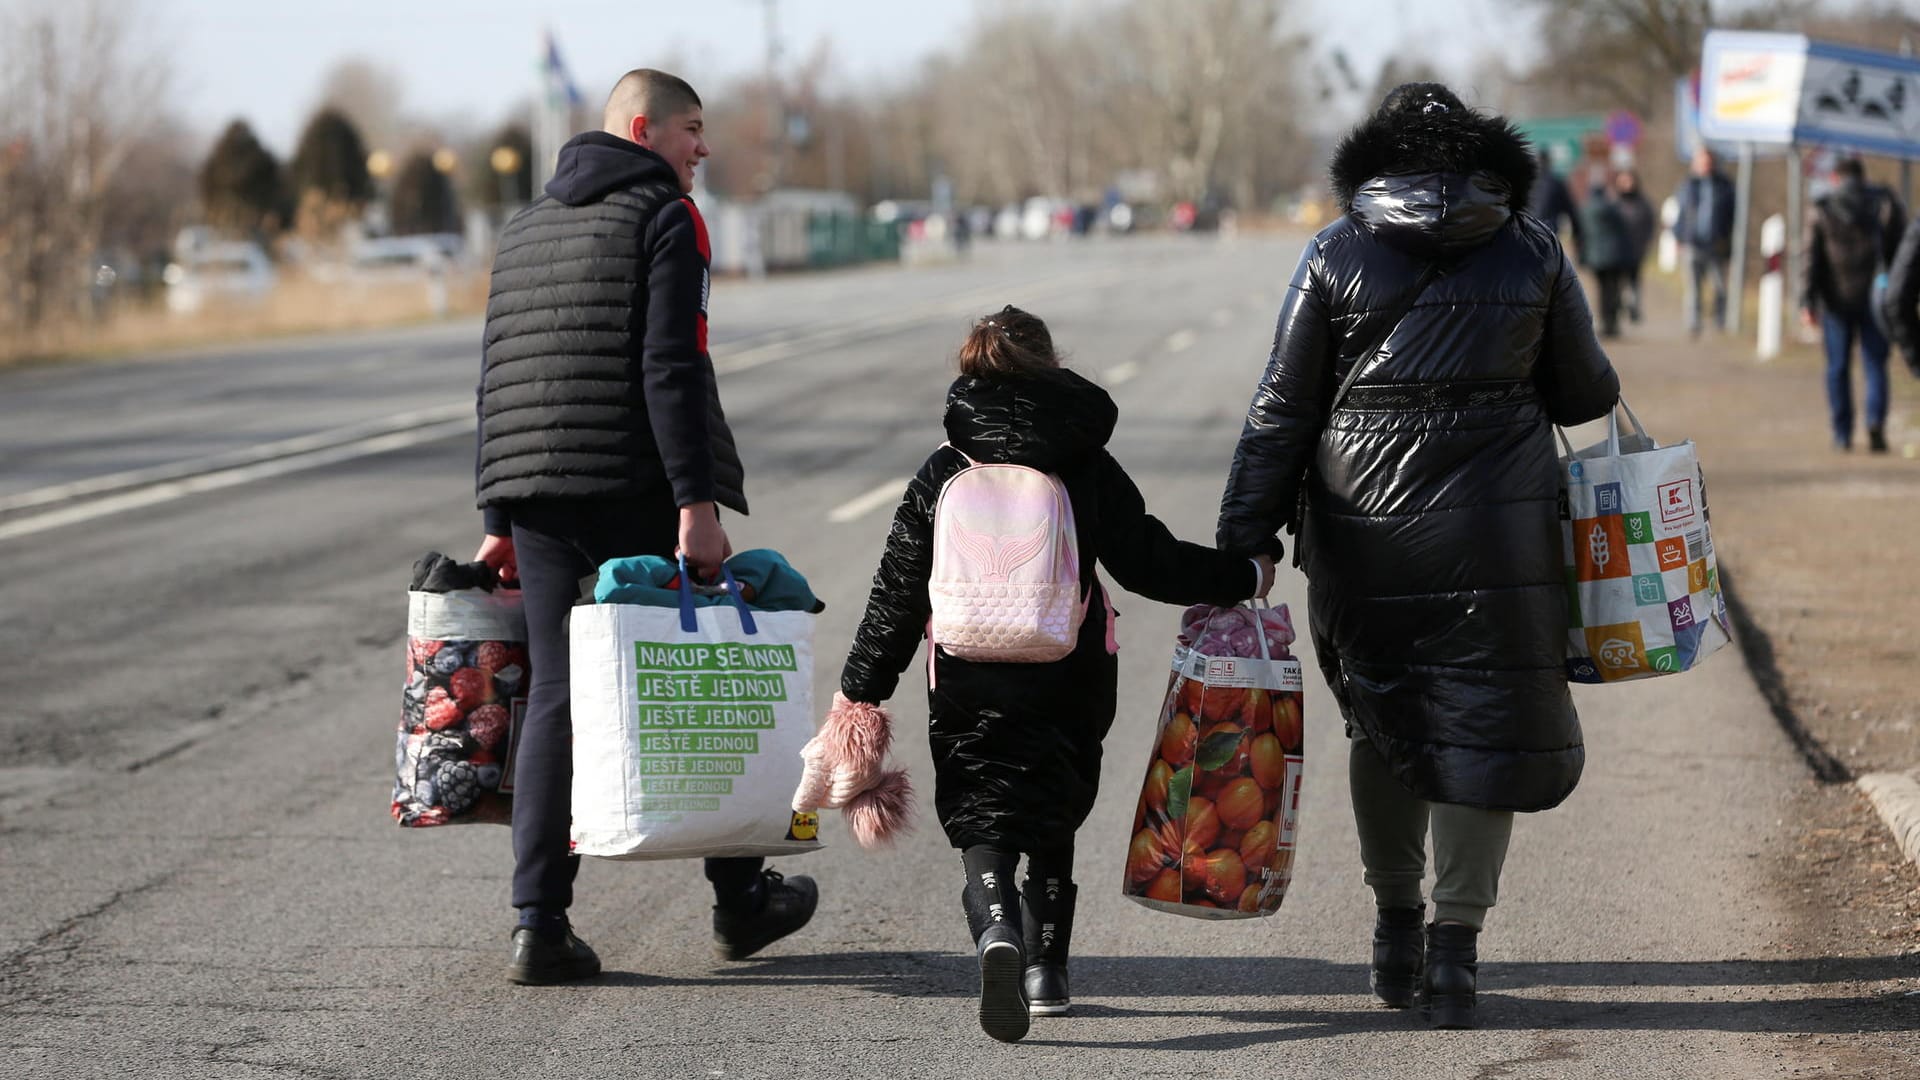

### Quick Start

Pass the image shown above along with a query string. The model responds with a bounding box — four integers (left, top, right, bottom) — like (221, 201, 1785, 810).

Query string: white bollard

(1757, 213, 1786, 361)
(1658, 195, 1680, 274)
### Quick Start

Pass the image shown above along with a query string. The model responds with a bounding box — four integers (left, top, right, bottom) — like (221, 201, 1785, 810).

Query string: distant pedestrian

(1673, 147, 1737, 336)
(1579, 180, 1635, 337)
(804, 306, 1273, 1041)
(1527, 149, 1583, 261)
(1886, 215, 1920, 378)
(1800, 156, 1907, 453)
(1611, 170, 1657, 323)
(1218, 82, 1620, 1030)
(473, 69, 819, 986)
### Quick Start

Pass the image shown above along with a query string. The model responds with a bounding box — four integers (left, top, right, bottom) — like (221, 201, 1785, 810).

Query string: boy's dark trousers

(505, 496, 764, 922)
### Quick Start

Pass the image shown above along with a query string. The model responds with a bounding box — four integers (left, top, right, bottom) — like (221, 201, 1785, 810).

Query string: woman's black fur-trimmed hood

(1329, 107, 1538, 211)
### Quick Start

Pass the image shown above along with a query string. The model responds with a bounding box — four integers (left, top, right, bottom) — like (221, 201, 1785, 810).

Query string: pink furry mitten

(791, 693, 916, 849)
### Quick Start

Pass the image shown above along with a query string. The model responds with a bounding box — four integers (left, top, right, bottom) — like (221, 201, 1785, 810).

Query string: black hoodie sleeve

(640, 198, 717, 509)
(839, 453, 952, 705)
(1096, 451, 1257, 606)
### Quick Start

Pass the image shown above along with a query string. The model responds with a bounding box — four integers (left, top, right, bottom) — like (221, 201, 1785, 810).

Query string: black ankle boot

(1021, 877, 1076, 1016)
(960, 853, 1028, 1042)
(1369, 906, 1424, 1008)
(1421, 922, 1480, 1029)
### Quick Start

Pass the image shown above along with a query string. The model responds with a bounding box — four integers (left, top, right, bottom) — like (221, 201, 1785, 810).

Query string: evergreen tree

(288, 107, 372, 206)
(198, 119, 287, 234)
(388, 150, 458, 235)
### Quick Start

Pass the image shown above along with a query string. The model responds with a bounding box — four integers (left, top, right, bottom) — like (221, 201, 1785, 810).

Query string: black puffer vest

(477, 133, 745, 513)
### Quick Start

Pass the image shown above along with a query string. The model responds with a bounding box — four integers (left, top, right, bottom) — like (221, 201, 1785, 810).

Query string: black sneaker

(976, 923, 1030, 1042)
(712, 870, 818, 961)
(507, 926, 601, 985)
(1869, 428, 1890, 454)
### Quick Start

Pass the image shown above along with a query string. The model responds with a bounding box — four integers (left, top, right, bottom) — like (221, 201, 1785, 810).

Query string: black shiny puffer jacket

(1217, 105, 1620, 812)
(842, 370, 1256, 851)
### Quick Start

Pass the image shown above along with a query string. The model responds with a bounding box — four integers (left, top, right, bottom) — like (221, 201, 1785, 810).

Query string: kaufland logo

(1659, 479, 1696, 524)
(1206, 659, 1238, 678)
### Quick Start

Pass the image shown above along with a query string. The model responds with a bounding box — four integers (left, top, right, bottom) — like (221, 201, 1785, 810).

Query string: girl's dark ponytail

(957, 305, 1059, 378)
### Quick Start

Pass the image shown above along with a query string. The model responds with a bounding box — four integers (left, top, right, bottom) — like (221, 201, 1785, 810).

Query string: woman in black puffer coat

(835, 306, 1267, 1040)
(1216, 84, 1620, 1029)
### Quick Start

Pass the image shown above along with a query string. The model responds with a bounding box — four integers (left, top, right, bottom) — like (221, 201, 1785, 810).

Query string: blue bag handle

(675, 555, 759, 636)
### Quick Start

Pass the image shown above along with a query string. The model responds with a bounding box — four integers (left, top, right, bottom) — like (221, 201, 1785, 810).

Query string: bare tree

(0, 0, 173, 330)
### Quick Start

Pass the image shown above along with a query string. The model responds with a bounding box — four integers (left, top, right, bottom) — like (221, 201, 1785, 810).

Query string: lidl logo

(786, 811, 820, 842)
(1658, 479, 1696, 525)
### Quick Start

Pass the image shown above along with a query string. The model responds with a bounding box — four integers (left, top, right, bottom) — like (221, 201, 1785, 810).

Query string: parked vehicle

(162, 242, 276, 315)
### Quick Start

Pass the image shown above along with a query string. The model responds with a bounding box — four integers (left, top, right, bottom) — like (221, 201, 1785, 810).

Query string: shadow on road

(581, 950, 1919, 1044)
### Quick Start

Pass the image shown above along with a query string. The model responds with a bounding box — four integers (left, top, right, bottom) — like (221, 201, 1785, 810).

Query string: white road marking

(1165, 329, 1197, 353)
(0, 403, 472, 514)
(1104, 361, 1141, 386)
(2, 263, 1149, 541)
(1210, 308, 1234, 327)
(0, 420, 474, 543)
(826, 478, 913, 524)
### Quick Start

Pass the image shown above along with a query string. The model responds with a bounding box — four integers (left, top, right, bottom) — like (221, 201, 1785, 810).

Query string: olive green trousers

(1348, 738, 1514, 930)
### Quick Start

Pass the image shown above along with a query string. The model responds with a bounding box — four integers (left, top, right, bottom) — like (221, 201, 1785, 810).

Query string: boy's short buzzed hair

(603, 69, 702, 132)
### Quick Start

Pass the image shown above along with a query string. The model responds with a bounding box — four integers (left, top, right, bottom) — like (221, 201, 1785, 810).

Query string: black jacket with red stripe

(476, 131, 744, 531)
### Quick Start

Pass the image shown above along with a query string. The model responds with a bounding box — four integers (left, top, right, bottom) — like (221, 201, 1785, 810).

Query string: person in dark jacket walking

(1580, 180, 1636, 337)
(1216, 83, 1620, 1030)
(1888, 214, 1920, 377)
(1611, 170, 1658, 324)
(814, 307, 1273, 1041)
(472, 69, 817, 986)
(1674, 147, 1737, 336)
(1800, 156, 1907, 453)
(1526, 150, 1583, 261)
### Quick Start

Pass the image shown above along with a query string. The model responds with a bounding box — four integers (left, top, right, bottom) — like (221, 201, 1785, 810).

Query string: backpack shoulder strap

(1326, 259, 1445, 416)
(937, 441, 980, 468)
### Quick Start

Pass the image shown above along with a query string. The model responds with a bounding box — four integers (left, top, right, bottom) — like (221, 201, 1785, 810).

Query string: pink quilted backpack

(928, 448, 1086, 662)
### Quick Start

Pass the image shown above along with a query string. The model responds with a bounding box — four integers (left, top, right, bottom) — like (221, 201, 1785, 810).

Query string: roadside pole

(1758, 214, 1785, 360)
(1728, 142, 1753, 334)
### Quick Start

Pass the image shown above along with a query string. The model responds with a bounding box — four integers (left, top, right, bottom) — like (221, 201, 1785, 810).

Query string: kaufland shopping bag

(569, 562, 823, 860)
(1559, 400, 1731, 684)
(1122, 603, 1306, 920)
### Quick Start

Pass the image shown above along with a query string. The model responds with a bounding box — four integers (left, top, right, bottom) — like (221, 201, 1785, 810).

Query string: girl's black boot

(1421, 921, 1480, 1029)
(1020, 877, 1076, 1016)
(1369, 906, 1425, 1008)
(960, 849, 1029, 1042)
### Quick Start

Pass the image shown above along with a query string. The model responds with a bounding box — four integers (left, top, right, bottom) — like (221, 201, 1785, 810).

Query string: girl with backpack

(793, 306, 1274, 1042)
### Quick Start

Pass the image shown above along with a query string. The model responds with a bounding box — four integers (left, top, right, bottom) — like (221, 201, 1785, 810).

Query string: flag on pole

(542, 31, 583, 110)
(531, 30, 582, 193)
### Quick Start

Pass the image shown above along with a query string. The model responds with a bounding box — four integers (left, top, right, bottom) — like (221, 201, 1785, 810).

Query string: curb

(1858, 771, 1920, 869)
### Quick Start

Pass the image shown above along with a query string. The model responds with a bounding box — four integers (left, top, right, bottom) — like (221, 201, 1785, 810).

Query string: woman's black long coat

(1217, 107, 1621, 812)
(842, 370, 1254, 851)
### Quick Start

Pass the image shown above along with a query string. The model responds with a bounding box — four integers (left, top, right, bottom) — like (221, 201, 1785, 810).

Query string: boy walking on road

(473, 69, 818, 984)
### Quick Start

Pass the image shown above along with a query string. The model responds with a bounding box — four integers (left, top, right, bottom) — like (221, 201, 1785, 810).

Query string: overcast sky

(163, 0, 1532, 155)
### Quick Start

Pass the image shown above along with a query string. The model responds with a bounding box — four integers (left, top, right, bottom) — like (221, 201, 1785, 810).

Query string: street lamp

(432, 147, 458, 174)
(367, 149, 393, 180)
(491, 145, 523, 206)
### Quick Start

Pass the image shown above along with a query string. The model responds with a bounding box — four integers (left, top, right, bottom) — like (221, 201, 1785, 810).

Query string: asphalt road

(1, 235, 1914, 1079)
